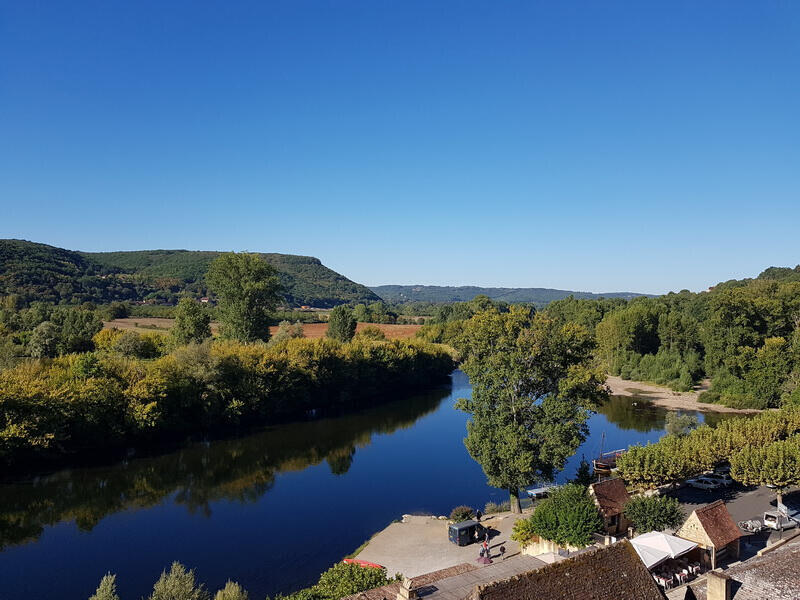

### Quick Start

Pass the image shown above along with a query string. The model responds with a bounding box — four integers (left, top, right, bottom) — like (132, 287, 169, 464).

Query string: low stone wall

(520, 537, 583, 556)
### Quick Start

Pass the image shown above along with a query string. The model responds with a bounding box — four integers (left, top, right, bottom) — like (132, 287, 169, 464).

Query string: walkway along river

(0, 371, 736, 599)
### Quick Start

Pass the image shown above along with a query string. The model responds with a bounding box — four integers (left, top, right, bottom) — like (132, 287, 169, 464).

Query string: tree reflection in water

(0, 388, 448, 550)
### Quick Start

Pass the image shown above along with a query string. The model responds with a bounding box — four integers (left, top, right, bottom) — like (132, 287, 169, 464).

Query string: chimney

(706, 570, 731, 600)
(396, 576, 418, 600)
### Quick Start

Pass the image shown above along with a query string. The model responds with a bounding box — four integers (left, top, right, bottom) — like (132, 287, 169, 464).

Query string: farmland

(103, 318, 421, 340)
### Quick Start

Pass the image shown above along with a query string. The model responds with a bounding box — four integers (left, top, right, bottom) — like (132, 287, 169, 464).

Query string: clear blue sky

(1, 1, 798, 294)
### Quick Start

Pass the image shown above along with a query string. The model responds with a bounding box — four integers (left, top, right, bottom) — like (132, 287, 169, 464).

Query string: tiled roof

(685, 536, 800, 600)
(343, 563, 478, 600)
(693, 500, 741, 549)
(589, 478, 631, 518)
(467, 540, 667, 600)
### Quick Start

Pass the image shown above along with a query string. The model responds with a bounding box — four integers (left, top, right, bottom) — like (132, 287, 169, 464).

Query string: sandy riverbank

(605, 375, 761, 414)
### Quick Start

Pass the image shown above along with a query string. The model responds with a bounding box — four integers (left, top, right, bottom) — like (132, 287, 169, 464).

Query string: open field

(103, 318, 421, 340)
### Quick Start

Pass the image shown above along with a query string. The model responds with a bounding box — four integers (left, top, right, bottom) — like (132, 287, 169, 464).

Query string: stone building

(588, 478, 631, 536)
(675, 500, 740, 569)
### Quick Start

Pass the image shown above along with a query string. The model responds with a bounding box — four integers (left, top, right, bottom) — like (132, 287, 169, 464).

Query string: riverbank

(605, 375, 762, 414)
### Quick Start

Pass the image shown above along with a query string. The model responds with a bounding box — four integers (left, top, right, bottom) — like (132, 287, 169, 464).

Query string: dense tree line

(411, 267, 800, 410)
(548, 275, 800, 409)
(617, 406, 800, 497)
(0, 334, 453, 465)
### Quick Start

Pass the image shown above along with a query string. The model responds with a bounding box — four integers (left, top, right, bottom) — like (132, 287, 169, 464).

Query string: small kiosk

(448, 520, 484, 546)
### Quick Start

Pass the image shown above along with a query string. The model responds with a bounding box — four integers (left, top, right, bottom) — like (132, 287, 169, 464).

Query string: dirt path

(605, 375, 761, 414)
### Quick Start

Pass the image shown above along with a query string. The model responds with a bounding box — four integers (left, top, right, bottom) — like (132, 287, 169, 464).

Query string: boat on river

(592, 448, 625, 473)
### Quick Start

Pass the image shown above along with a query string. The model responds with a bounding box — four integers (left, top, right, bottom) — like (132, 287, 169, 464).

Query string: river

(0, 370, 734, 600)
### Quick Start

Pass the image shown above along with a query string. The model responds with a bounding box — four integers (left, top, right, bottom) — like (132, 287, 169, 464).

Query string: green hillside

(0, 240, 380, 308)
(370, 284, 649, 306)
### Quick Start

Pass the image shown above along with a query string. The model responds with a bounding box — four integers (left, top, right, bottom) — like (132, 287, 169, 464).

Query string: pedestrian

(500, 545, 506, 560)
(476, 509, 482, 522)
(479, 547, 485, 558)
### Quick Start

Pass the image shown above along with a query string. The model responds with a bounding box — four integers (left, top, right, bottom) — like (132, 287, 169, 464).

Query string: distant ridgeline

(0, 239, 380, 308)
(370, 284, 650, 306)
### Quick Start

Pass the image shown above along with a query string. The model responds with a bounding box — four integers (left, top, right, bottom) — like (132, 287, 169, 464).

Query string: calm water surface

(0, 371, 731, 600)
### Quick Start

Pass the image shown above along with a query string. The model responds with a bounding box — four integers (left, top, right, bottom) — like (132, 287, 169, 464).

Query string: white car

(703, 473, 734, 487)
(687, 477, 722, 490)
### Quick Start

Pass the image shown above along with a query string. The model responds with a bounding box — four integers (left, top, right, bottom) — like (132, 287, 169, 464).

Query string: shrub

(515, 484, 602, 548)
(313, 562, 391, 600)
(88, 573, 120, 600)
(449, 505, 475, 522)
(355, 325, 386, 341)
(270, 320, 305, 345)
(511, 516, 538, 545)
(214, 581, 248, 600)
(623, 495, 684, 533)
(484, 500, 511, 514)
(149, 562, 209, 600)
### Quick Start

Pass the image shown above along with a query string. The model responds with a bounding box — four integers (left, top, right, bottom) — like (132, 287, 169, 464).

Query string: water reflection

(596, 395, 741, 433)
(0, 388, 448, 551)
(595, 395, 670, 432)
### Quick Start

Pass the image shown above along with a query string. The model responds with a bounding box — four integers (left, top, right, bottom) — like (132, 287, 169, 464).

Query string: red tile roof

(694, 500, 741, 549)
(589, 478, 631, 518)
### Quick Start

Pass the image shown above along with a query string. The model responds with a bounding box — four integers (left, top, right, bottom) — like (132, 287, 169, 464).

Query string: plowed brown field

(104, 318, 421, 340)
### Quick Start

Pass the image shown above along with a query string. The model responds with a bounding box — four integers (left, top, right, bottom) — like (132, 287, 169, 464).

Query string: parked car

(703, 473, 734, 487)
(763, 511, 798, 531)
(687, 477, 722, 490)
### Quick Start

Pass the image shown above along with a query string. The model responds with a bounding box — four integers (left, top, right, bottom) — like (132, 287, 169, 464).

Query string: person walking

(475, 509, 482, 522)
(499, 545, 506, 560)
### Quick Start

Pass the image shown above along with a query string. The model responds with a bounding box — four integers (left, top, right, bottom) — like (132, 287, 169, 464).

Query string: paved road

(666, 484, 799, 549)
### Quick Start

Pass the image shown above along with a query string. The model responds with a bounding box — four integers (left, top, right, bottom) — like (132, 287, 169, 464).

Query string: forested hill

(370, 284, 649, 306)
(0, 240, 380, 307)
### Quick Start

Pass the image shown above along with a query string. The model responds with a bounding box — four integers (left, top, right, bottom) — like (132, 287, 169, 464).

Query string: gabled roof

(678, 500, 740, 549)
(684, 537, 800, 599)
(468, 540, 666, 600)
(589, 478, 631, 518)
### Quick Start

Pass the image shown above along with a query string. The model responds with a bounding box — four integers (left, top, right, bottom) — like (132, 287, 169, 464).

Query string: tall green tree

(456, 307, 607, 512)
(172, 298, 212, 345)
(206, 253, 281, 343)
(326, 306, 356, 343)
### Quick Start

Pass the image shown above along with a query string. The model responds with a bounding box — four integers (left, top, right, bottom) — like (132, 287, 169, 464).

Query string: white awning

(631, 532, 698, 570)
(631, 543, 670, 570)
